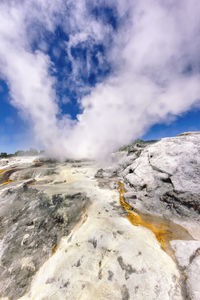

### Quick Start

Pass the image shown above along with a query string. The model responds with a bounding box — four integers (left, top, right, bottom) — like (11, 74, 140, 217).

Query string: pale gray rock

(96, 132, 200, 300)
(170, 240, 200, 269)
(0, 161, 89, 300)
(170, 240, 200, 300)
(1, 133, 200, 300)
(0, 157, 38, 170)
(186, 256, 200, 300)
(9, 166, 57, 181)
(117, 133, 200, 220)
(95, 133, 200, 220)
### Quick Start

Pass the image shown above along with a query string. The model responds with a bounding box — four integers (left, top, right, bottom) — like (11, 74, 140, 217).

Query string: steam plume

(0, 0, 200, 159)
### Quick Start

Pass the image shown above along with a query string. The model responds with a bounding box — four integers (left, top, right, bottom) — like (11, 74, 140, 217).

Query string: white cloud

(0, 0, 200, 159)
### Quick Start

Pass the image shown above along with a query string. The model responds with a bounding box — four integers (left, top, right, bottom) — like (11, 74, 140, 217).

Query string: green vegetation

(14, 148, 40, 156)
(0, 152, 8, 158)
(119, 139, 158, 152)
(0, 148, 44, 158)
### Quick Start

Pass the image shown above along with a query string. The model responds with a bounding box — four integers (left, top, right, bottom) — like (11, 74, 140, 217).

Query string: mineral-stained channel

(118, 181, 193, 259)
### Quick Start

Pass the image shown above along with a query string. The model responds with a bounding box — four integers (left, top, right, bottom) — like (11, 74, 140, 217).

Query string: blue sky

(0, 80, 30, 153)
(0, 2, 115, 153)
(0, 1, 200, 157)
(143, 108, 200, 141)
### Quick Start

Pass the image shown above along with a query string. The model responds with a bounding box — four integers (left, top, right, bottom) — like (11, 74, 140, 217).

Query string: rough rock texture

(186, 255, 200, 300)
(102, 133, 200, 221)
(97, 132, 200, 300)
(171, 240, 200, 300)
(0, 155, 183, 300)
(0, 132, 200, 300)
(0, 159, 89, 299)
(18, 172, 182, 300)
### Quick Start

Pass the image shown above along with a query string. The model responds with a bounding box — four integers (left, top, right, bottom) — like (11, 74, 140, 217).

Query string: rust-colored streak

(0, 168, 19, 184)
(118, 181, 193, 258)
(3, 180, 14, 185)
(52, 244, 57, 254)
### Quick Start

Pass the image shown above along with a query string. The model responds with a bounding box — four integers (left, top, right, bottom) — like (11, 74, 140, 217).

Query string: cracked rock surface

(108, 133, 200, 221)
(99, 132, 200, 299)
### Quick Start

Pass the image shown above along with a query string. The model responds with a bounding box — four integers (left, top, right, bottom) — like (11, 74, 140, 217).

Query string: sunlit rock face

(0, 132, 200, 300)
(109, 132, 200, 220)
(100, 132, 200, 300)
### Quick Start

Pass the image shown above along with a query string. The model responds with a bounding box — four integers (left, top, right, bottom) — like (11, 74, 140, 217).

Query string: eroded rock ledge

(98, 132, 200, 299)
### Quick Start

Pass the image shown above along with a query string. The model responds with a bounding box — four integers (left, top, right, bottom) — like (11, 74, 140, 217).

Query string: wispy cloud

(0, 0, 200, 159)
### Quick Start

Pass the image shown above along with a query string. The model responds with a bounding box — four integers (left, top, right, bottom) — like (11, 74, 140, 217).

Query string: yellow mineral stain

(3, 180, 14, 185)
(118, 181, 193, 258)
(0, 170, 5, 174)
(52, 244, 57, 254)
